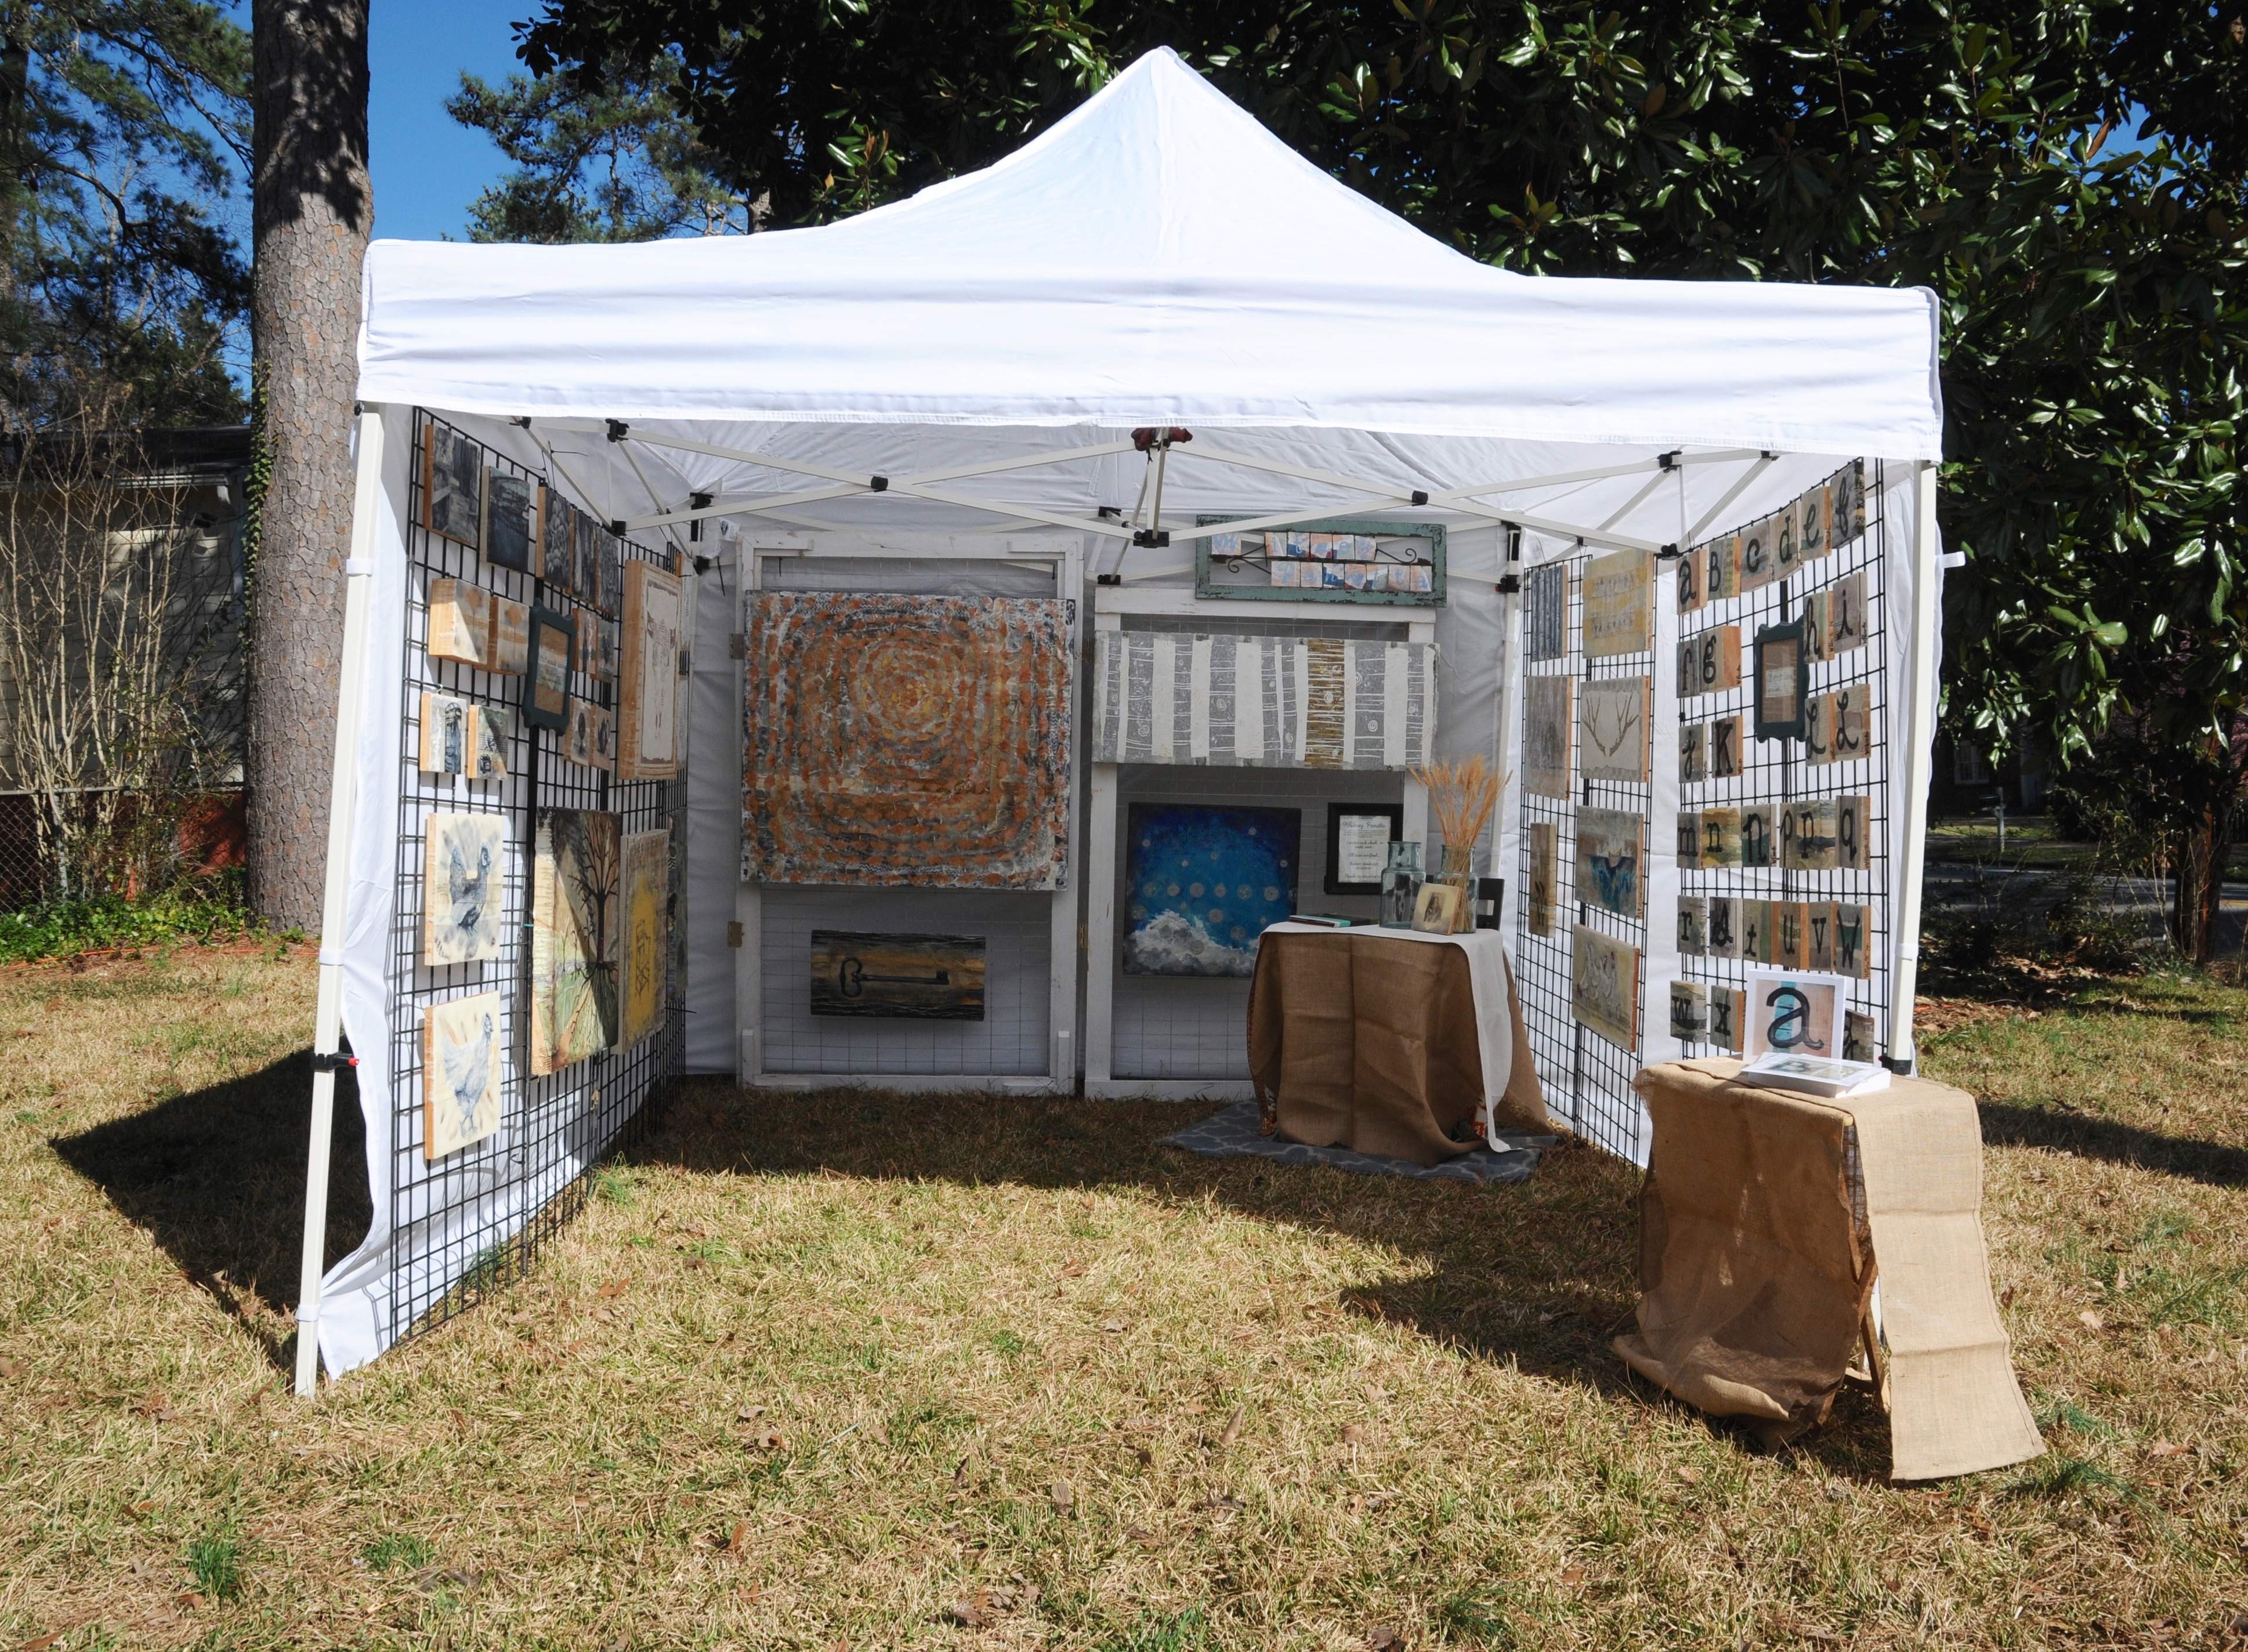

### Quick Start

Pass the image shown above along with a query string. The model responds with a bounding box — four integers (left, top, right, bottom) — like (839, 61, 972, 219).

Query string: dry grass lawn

(1, 945, 2245, 1649)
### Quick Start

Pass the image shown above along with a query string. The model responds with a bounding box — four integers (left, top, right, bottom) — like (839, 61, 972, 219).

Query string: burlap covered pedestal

(1616, 1058, 2044, 1481)
(1246, 925, 1548, 1166)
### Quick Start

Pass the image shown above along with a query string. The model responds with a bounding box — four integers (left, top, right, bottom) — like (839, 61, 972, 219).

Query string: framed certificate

(1324, 802, 1403, 896)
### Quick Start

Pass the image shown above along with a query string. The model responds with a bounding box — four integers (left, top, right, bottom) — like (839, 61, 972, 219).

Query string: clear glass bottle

(1380, 840, 1423, 929)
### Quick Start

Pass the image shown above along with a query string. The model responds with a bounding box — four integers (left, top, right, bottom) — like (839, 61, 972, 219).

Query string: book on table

(1736, 1052, 1891, 1097)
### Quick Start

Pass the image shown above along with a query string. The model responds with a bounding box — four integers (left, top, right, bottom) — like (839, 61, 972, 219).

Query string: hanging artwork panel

(1523, 675, 1573, 799)
(1703, 532, 1739, 604)
(1572, 924, 1640, 1053)
(1708, 714, 1742, 779)
(1527, 821, 1558, 936)
(523, 605, 574, 731)
(809, 930, 987, 1020)
(1753, 618, 1809, 741)
(618, 826, 670, 1049)
(1744, 969, 1848, 1060)
(1575, 806, 1645, 919)
(1089, 632, 1436, 769)
(422, 812, 504, 966)
(422, 423, 483, 550)
(1836, 795, 1873, 871)
(1121, 802, 1299, 977)
(422, 992, 503, 1160)
(419, 692, 476, 776)
(426, 578, 493, 669)
(1669, 980, 1707, 1041)
(491, 596, 529, 676)
(541, 495, 578, 596)
(576, 610, 617, 684)
(1581, 548, 1653, 659)
(619, 559, 683, 781)
(530, 807, 620, 1075)
(1709, 985, 1746, 1053)
(1525, 561, 1569, 661)
(1827, 570, 1869, 656)
(484, 470, 539, 574)
(1579, 677, 1651, 785)
(744, 593, 1073, 887)
(1678, 625, 1742, 698)
(472, 704, 510, 781)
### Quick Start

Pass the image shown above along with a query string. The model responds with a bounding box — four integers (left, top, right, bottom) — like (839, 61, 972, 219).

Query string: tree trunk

(2173, 812, 2225, 965)
(248, 0, 370, 931)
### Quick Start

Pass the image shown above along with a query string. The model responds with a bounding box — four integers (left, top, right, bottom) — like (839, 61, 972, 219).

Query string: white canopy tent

(299, 47, 1945, 1389)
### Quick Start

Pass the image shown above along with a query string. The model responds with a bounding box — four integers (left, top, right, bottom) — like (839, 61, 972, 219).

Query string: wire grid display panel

(390, 410, 681, 1346)
(750, 553, 1067, 1078)
(1675, 463, 1894, 1062)
(1512, 557, 1653, 1160)
(1109, 613, 1413, 1082)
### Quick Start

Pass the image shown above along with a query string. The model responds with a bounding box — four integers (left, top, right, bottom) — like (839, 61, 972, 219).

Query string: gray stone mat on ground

(1162, 1099, 1554, 1184)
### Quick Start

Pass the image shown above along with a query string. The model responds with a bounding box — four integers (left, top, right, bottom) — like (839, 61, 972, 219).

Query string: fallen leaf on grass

(0, 1358, 21, 1379)
(1677, 1467, 1700, 1484)
(2149, 1440, 2190, 1458)
(748, 1429, 784, 1451)
(727, 1519, 751, 1555)
(944, 1595, 991, 1629)
(16, 1633, 61, 1651)
(1341, 1423, 1367, 1446)
(2080, 1310, 2105, 1331)
(1366, 1628, 1402, 1650)
(1559, 1566, 1586, 1585)
(1101, 1320, 1125, 1334)
(1050, 1480, 1074, 1515)
(597, 1278, 629, 1299)
(1217, 1405, 1245, 1451)
(134, 1389, 174, 1422)
(736, 1405, 766, 1422)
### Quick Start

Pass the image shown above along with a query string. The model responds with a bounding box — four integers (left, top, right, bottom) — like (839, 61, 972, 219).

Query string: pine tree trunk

(248, 0, 370, 931)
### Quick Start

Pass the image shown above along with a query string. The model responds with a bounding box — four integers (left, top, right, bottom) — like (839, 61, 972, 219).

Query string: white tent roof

(356, 47, 1941, 479)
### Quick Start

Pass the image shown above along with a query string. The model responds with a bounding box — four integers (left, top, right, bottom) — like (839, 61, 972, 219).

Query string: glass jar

(1436, 843, 1476, 933)
(1380, 840, 1423, 929)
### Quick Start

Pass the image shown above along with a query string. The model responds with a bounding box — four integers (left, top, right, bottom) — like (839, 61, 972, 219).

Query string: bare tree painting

(531, 807, 618, 1074)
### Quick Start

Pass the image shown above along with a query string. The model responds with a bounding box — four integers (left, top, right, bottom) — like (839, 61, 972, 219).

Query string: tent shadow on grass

(49, 1050, 371, 1372)
(1976, 1099, 2247, 1189)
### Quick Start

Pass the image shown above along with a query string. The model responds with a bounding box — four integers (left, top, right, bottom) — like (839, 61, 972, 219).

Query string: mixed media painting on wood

(531, 808, 619, 1075)
(809, 931, 988, 1020)
(1123, 803, 1299, 978)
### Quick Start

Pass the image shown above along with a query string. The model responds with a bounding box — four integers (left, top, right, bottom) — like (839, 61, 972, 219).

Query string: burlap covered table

(1245, 925, 1549, 1166)
(1616, 1058, 2044, 1480)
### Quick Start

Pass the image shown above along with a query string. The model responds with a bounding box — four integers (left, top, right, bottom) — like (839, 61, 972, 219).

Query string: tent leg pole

(1886, 459, 1941, 1076)
(293, 404, 389, 1399)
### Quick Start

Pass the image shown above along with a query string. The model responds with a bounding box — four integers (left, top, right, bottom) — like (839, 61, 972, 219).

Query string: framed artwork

(575, 609, 617, 683)
(1708, 713, 1742, 779)
(422, 992, 503, 1160)
(619, 559, 683, 782)
(1412, 881, 1463, 934)
(426, 578, 493, 670)
(1571, 923, 1639, 1053)
(523, 604, 574, 731)
(1678, 625, 1742, 697)
(491, 596, 530, 676)
(1700, 806, 1740, 867)
(530, 807, 620, 1074)
(1195, 515, 1447, 607)
(472, 704, 510, 781)
(484, 469, 540, 574)
(1740, 805, 1776, 868)
(744, 593, 1073, 888)
(1833, 903, 1871, 979)
(1677, 896, 1706, 957)
(1574, 806, 1645, 919)
(1581, 547, 1653, 659)
(1580, 676, 1651, 784)
(1527, 821, 1558, 936)
(541, 494, 578, 596)
(618, 826, 671, 1048)
(1324, 802, 1402, 896)
(422, 811, 504, 966)
(1836, 794, 1872, 871)
(1121, 802, 1299, 977)
(1675, 809, 1702, 870)
(1669, 980, 1707, 1042)
(1679, 722, 1706, 785)
(1753, 618, 1809, 741)
(1739, 509, 1785, 592)
(419, 691, 476, 776)
(1525, 562, 1569, 660)
(1703, 533, 1739, 604)
(1523, 675, 1574, 798)
(1842, 1008, 1877, 1063)
(1710, 985, 1746, 1053)
(1744, 969, 1849, 1060)
(809, 930, 986, 1020)
(1675, 548, 1703, 616)
(422, 423, 483, 550)
(1707, 894, 1738, 958)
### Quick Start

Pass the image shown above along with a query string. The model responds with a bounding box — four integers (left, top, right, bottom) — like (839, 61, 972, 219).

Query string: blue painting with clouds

(1123, 803, 1301, 977)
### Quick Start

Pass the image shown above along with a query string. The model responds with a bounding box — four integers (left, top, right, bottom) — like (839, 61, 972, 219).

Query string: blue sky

(366, 0, 528, 240)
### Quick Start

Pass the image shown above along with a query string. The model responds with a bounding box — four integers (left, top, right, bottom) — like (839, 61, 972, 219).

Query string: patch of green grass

(1098, 1611, 1212, 1652)
(0, 879, 259, 965)
(184, 1521, 244, 1600)
(2014, 1456, 2129, 1501)
(1436, 1586, 1516, 1644)
(989, 1327, 1027, 1356)
(591, 1163, 642, 1206)
(361, 1532, 435, 1572)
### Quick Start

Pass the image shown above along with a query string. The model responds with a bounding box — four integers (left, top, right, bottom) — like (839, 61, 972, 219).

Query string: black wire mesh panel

(388, 410, 682, 1347)
(1675, 462, 1894, 1064)
(1512, 553, 1653, 1161)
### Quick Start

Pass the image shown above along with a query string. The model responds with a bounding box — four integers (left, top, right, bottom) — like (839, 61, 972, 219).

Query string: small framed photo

(1412, 880, 1463, 934)
(1753, 617, 1809, 741)
(1323, 802, 1403, 896)
(523, 604, 574, 731)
